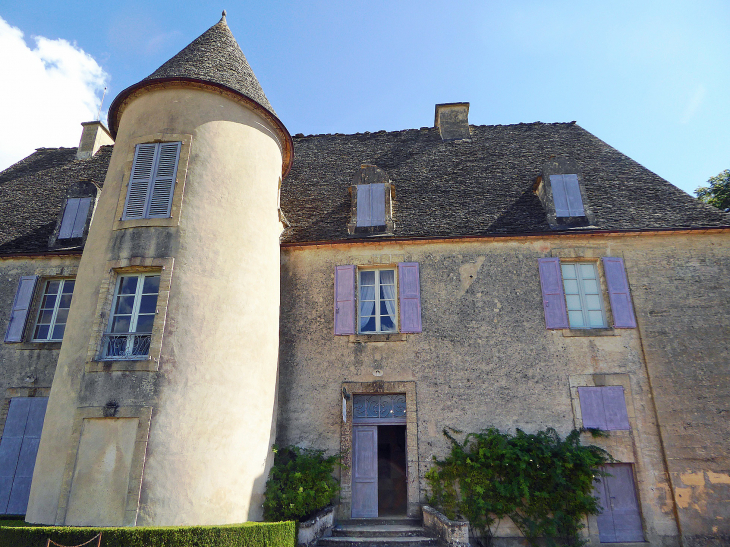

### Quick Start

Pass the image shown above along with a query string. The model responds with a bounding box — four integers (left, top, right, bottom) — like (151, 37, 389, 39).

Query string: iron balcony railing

(100, 332, 151, 360)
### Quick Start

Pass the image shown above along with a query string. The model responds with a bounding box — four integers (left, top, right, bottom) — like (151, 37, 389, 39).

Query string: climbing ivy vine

(426, 427, 612, 547)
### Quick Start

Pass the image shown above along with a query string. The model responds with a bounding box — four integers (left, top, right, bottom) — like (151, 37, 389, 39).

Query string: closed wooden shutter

(603, 386, 630, 430)
(578, 386, 630, 431)
(4, 276, 38, 343)
(0, 398, 48, 515)
(577, 387, 607, 430)
(602, 257, 637, 328)
(334, 265, 356, 335)
(550, 174, 584, 217)
(538, 258, 569, 329)
(148, 142, 180, 218)
(71, 197, 92, 238)
(398, 262, 422, 333)
(595, 464, 644, 542)
(58, 198, 80, 239)
(356, 185, 372, 227)
(370, 183, 386, 226)
(123, 143, 157, 220)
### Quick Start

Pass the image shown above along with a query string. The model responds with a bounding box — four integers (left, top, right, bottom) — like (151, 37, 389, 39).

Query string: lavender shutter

(398, 262, 422, 333)
(370, 183, 386, 226)
(0, 398, 31, 513)
(148, 142, 180, 218)
(578, 387, 607, 430)
(70, 197, 92, 238)
(58, 198, 81, 239)
(549, 175, 570, 217)
(356, 185, 372, 227)
(563, 174, 585, 216)
(602, 257, 637, 328)
(123, 143, 157, 220)
(603, 386, 630, 430)
(334, 265, 356, 335)
(6, 398, 47, 515)
(5, 276, 38, 343)
(538, 258, 569, 329)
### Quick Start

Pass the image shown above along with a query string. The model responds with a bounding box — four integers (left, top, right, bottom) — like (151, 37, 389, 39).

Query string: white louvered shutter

(123, 144, 157, 220)
(148, 142, 180, 218)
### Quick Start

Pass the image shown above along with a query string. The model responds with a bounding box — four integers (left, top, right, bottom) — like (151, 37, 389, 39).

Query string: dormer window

(348, 165, 394, 235)
(549, 174, 584, 218)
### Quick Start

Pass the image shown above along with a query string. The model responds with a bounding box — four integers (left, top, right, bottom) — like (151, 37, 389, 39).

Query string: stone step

(333, 524, 428, 538)
(317, 536, 438, 547)
(336, 518, 422, 527)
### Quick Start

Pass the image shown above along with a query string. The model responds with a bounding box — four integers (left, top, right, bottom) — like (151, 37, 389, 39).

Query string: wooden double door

(351, 394, 407, 518)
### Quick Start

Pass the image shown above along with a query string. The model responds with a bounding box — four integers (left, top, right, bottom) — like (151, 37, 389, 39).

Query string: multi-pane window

(358, 269, 397, 333)
(561, 263, 606, 328)
(32, 279, 75, 341)
(102, 274, 160, 359)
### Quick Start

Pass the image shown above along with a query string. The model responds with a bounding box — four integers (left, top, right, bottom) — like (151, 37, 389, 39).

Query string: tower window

(123, 142, 181, 220)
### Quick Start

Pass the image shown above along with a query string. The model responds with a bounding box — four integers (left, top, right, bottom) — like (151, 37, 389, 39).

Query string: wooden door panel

(352, 425, 378, 518)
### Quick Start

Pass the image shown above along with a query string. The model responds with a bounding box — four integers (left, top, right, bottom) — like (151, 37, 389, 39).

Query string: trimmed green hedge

(0, 520, 296, 547)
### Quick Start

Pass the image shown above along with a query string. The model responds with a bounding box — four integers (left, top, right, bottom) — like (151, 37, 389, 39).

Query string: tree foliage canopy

(695, 169, 730, 211)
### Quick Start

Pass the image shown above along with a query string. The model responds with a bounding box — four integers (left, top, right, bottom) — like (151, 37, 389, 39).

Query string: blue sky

(1, 1, 728, 196)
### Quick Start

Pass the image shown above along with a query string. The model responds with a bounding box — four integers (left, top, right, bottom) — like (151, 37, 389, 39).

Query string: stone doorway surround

(340, 381, 418, 519)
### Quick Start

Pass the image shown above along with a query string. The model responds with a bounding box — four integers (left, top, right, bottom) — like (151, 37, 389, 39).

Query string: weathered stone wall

(277, 231, 730, 546)
(0, 256, 79, 436)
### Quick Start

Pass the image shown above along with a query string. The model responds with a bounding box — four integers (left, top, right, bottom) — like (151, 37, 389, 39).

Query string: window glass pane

(138, 294, 159, 314)
(114, 295, 135, 315)
(46, 281, 61, 295)
(588, 310, 605, 328)
(380, 301, 396, 316)
(563, 279, 579, 294)
(360, 316, 376, 332)
(34, 324, 49, 340)
(41, 294, 56, 309)
(585, 294, 602, 310)
(62, 280, 75, 294)
(380, 270, 395, 284)
(580, 264, 597, 279)
(568, 310, 585, 328)
(59, 294, 73, 308)
(38, 310, 54, 324)
(583, 279, 600, 294)
(360, 300, 376, 317)
(51, 324, 65, 340)
(565, 294, 582, 310)
(561, 264, 577, 279)
(135, 314, 155, 333)
(119, 276, 138, 294)
(55, 308, 69, 324)
(143, 275, 160, 294)
(360, 271, 375, 285)
(360, 285, 375, 300)
(111, 316, 131, 333)
(380, 315, 396, 331)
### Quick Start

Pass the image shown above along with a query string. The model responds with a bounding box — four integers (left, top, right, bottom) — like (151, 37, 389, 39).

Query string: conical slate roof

(144, 12, 275, 115)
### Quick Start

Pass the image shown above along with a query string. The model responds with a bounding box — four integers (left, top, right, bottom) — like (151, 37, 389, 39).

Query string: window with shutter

(0, 397, 48, 515)
(58, 197, 92, 239)
(123, 142, 181, 220)
(549, 174, 585, 217)
(32, 279, 75, 341)
(356, 183, 387, 228)
(578, 386, 630, 430)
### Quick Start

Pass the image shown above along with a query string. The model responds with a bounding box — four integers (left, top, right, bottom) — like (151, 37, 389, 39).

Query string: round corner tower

(26, 13, 292, 526)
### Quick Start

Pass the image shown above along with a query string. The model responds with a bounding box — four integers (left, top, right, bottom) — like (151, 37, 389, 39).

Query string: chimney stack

(434, 102, 470, 141)
(76, 121, 114, 159)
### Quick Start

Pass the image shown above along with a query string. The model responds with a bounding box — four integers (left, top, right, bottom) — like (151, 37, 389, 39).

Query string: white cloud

(0, 17, 109, 171)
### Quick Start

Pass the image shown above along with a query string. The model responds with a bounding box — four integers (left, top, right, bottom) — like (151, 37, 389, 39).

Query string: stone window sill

(562, 328, 619, 337)
(349, 333, 407, 343)
(13, 341, 63, 350)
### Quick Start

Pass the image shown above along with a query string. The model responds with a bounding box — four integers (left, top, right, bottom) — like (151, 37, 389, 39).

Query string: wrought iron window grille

(100, 332, 152, 360)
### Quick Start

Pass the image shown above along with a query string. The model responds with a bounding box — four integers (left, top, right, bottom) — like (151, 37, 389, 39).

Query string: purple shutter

(578, 387, 607, 430)
(603, 386, 630, 430)
(356, 185, 372, 227)
(352, 425, 378, 518)
(334, 265, 356, 335)
(549, 175, 570, 217)
(538, 258, 569, 329)
(563, 174, 585, 216)
(70, 197, 92, 238)
(6, 398, 47, 515)
(398, 262, 422, 333)
(602, 257, 637, 328)
(58, 198, 80, 239)
(4, 276, 38, 343)
(0, 398, 31, 513)
(601, 464, 644, 542)
(593, 470, 615, 542)
(371, 183, 386, 226)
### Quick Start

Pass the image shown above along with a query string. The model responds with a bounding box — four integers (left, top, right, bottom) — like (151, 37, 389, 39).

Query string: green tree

(695, 169, 730, 211)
